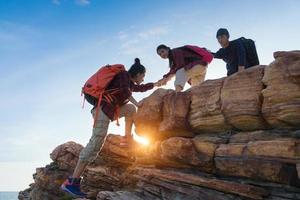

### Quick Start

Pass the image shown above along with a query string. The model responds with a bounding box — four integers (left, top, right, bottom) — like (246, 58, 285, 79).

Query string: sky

(0, 0, 299, 192)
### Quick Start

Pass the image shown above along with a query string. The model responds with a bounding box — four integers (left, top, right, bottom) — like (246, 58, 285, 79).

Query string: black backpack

(237, 37, 260, 67)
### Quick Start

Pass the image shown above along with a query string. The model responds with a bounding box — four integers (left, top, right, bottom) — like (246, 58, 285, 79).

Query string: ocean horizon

(0, 192, 18, 200)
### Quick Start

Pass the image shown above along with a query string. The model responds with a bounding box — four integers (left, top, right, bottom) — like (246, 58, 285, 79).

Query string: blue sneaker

(61, 177, 87, 198)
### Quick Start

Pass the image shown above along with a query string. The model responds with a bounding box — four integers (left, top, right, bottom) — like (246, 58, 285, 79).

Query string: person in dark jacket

(61, 58, 162, 198)
(213, 28, 253, 76)
(156, 44, 212, 92)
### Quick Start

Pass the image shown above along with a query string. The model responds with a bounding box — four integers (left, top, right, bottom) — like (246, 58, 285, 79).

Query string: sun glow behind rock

(133, 134, 150, 146)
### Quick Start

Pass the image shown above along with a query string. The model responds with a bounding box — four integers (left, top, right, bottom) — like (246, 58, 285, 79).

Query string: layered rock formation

(19, 51, 300, 200)
(134, 88, 173, 141)
(262, 51, 300, 128)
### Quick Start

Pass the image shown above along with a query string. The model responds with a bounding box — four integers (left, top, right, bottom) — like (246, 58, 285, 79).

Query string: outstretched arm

(212, 49, 223, 59)
(131, 82, 154, 92)
(128, 96, 139, 107)
(158, 74, 175, 86)
(131, 78, 169, 92)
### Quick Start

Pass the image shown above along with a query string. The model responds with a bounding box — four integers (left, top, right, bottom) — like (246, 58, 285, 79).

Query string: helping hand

(137, 100, 144, 108)
(238, 66, 245, 72)
(154, 78, 168, 87)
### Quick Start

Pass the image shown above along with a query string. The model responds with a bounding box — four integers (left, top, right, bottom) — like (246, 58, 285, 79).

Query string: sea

(0, 192, 18, 200)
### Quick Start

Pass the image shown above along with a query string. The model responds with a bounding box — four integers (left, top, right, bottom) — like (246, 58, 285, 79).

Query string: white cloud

(120, 39, 140, 55)
(119, 26, 169, 55)
(138, 27, 169, 39)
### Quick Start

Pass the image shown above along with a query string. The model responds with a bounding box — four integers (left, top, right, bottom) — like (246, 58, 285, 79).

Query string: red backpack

(185, 45, 214, 64)
(82, 64, 125, 127)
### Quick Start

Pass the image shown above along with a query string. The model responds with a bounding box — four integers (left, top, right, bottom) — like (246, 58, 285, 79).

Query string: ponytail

(128, 58, 146, 78)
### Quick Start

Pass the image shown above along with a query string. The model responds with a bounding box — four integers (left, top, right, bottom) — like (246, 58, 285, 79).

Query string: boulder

(189, 78, 232, 133)
(215, 132, 300, 185)
(29, 162, 71, 199)
(215, 157, 298, 185)
(159, 91, 194, 137)
(132, 167, 268, 200)
(221, 65, 268, 131)
(160, 137, 213, 172)
(50, 141, 83, 170)
(135, 89, 173, 140)
(216, 137, 300, 160)
(262, 51, 300, 129)
(229, 129, 300, 143)
(18, 186, 32, 200)
(82, 165, 126, 197)
(246, 138, 300, 160)
(134, 140, 192, 169)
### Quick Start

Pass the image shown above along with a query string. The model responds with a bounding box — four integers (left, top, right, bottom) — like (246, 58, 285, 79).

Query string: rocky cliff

(19, 51, 300, 200)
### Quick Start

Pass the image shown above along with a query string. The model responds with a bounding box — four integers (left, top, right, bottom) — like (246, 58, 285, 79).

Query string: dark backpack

(237, 37, 259, 67)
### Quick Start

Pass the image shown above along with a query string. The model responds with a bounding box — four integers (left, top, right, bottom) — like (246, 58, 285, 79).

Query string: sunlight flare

(133, 134, 150, 146)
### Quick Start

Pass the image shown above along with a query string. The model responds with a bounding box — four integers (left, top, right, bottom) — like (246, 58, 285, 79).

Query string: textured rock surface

(27, 163, 71, 200)
(81, 135, 134, 198)
(159, 91, 194, 137)
(221, 65, 268, 130)
(189, 78, 232, 133)
(262, 51, 300, 129)
(20, 132, 300, 200)
(135, 88, 173, 140)
(97, 191, 148, 200)
(160, 137, 213, 172)
(50, 141, 83, 170)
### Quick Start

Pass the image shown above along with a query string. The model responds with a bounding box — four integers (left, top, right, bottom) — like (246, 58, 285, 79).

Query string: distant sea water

(0, 192, 18, 200)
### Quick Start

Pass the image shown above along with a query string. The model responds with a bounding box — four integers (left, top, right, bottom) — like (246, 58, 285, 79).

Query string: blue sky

(0, 0, 299, 191)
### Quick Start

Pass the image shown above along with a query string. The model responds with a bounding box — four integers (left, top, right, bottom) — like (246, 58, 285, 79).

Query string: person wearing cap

(212, 28, 249, 76)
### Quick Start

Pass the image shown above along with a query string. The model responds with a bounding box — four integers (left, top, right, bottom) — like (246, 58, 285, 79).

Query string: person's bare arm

(238, 66, 245, 71)
(128, 96, 139, 107)
(158, 74, 175, 85)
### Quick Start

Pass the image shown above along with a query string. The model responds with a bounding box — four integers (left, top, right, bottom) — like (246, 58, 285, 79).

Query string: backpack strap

(93, 88, 122, 128)
(81, 88, 86, 109)
(93, 92, 103, 128)
(115, 105, 120, 126)
(105, 88, 121, 126)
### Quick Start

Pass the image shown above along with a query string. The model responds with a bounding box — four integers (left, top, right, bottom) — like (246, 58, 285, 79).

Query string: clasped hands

(137, 76, 171, 108)
(153, 76, 172, 87)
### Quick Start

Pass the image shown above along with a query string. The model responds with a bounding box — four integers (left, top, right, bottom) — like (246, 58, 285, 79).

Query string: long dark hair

(156, 44, 173, 68)
(128, 58, 146, 78)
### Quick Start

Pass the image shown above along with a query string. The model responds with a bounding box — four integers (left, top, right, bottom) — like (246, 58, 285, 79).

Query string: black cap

(216, 28, 230, 38)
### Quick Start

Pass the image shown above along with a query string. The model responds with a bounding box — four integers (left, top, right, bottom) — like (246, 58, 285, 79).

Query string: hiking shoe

(61, 177, 87, 198)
